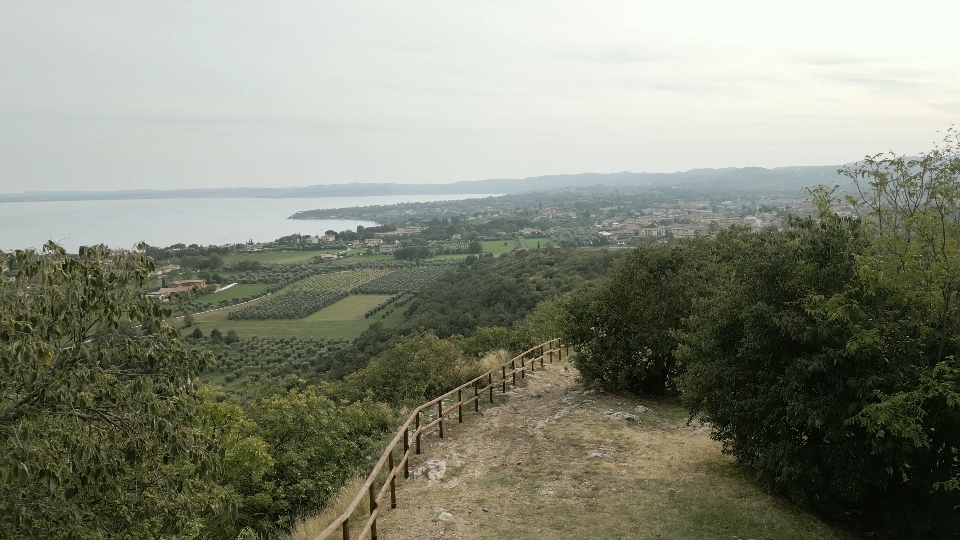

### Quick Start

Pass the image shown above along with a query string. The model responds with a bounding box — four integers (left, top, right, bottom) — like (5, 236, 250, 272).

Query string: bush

(677, 220, 960, 535)
(565, 241, 712, 395)
(344, 333, 478, 405)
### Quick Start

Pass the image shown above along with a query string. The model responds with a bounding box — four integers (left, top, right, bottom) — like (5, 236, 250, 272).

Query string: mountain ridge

(0, 164, 847, 202)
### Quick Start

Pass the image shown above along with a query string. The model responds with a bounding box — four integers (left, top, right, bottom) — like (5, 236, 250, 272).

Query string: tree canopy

(0, 243, 223, 539)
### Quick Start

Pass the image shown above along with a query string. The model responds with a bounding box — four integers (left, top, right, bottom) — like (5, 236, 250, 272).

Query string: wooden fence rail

(314, 338, 567, 540)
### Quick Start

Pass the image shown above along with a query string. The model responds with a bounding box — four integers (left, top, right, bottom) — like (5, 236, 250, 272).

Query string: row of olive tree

(562, 132, 960, 537)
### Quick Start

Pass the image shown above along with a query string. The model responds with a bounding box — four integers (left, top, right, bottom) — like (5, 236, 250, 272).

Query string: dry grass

(288, 475, 369, 540)
(477, 349, 511, 373)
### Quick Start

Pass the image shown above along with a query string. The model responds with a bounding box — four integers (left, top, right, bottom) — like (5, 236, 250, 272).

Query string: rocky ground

(373, 359, 855, 540)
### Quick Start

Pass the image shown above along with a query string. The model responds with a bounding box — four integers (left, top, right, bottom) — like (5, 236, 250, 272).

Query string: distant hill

(0, 165, 846, 202)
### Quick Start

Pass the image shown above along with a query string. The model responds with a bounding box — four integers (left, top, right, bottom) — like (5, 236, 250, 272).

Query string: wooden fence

(314, 338, 566, 540)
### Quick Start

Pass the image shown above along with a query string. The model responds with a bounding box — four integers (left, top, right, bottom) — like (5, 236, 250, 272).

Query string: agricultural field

(198, 283, 270, 301)
(304, 294, 394, 321)
(482, 238, 521, 255)
(285, 269, 390, 292)
(352, 267, 449, 294)
(229, 269, 392, 320)
(196, 336, 350, 397)
(182, 303, 406, 340)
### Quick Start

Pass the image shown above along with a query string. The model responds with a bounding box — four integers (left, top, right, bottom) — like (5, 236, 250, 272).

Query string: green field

(304, 294, 393, 321)
(181, 292, 406, 339)
(198, 283, 270, 301)
(221, 251, 341, 266)
(483, 239, 521, 255)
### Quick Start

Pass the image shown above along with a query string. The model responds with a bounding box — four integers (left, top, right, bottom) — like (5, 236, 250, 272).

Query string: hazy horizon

(2, 1, 958, 193)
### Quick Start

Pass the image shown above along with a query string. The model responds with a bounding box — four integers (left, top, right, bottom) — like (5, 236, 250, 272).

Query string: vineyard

(228, 290, 351, 320)
(228, 269, 391, 320)
(285, 269, 390, 292)
(352, 267, 449, 294)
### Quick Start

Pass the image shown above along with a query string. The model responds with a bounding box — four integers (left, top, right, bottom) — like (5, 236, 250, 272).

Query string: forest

(3, 133, 960, 538)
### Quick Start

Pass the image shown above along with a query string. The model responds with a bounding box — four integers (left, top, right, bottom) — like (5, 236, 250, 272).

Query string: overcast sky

(1, 1, 958, 193)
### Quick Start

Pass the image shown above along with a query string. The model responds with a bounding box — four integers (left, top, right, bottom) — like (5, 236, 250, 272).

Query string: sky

(1, 1, 958, 193)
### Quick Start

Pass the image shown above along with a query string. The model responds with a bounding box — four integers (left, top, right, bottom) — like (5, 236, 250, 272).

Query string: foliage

(198, 336, 350, 400)
(0, 243, 225, 539)
(565, 241, 713, 395)
(676, 218, 960, 536)
(344, 333, 479, 406)
(229, 388, 392, 536)
(837, 131, 960, 461)
(404, 249, 617, 339)
(457, 326, 516, 358)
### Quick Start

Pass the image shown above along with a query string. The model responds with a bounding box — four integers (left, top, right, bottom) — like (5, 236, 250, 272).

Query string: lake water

(0, 194, 495, 253)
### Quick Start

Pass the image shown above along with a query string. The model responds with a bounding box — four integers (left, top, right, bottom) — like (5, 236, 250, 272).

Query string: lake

(0, 194, 496, 253)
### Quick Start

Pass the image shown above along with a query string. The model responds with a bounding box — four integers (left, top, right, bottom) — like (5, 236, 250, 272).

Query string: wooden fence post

(488, 372, 493, 403)
(473, 380, 479, 412)
(512, 359, 516, 385)
(403, 430, 410, 478)
(501, 365, 506, 393)
(438, 400, 444, 439)
(415, 411, 421, 455)
(458, 388, 463, 423)
(389, 451, 397, 508)
(369, 483, 378, 540)
(342, 518, 349, 540)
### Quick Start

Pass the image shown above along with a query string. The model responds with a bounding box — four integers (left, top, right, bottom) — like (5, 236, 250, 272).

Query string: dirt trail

(375, 359, 854, 540)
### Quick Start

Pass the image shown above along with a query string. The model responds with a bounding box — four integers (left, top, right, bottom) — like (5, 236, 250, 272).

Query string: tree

(677, 214, 960, 535)
(836, 131, 960, 507)
(467, 240, 483, 254)
(236, 260, 260, 271)
(184, 312, 195, 327)
(237, 389, 391, 535)
(191, 327, 204, 339)
(0, 242, 225, 539)
(565, 241, 712, 395)
(345, 333, 477, 405)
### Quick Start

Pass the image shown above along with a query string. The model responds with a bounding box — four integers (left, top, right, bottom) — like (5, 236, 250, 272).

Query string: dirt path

(375, 359, 855, 540)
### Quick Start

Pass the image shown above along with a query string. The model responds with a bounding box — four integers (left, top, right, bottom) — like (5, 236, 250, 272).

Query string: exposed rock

(553, 407, 569, 419)
(412, 459, 447, 484)
(603, 410, 640, 422)
(634, 405, 653, 414)
(436, 511, 454, 522)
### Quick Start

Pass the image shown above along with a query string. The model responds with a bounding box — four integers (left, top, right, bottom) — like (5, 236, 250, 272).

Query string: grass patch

(289, 475, 369, 540)
(197, 283, 270, 302)
(304, 295, 394, 321)
(483, 239, 521, 255)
